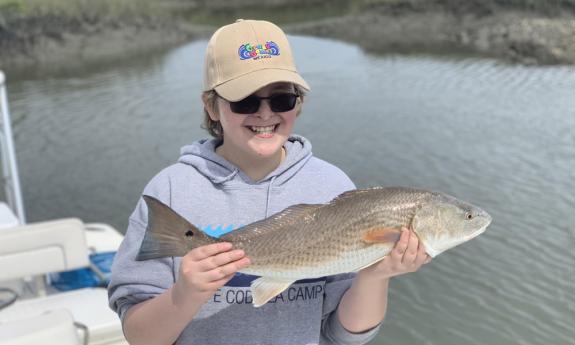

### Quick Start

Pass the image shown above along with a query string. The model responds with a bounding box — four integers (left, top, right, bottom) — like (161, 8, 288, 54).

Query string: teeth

(250, 125, 275, 134)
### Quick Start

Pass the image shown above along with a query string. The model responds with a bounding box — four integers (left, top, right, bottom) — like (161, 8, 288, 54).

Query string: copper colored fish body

(137, 187, 491, 306)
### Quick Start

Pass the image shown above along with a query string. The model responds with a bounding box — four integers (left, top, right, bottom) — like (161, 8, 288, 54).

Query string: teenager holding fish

(109, 19, 434, 345)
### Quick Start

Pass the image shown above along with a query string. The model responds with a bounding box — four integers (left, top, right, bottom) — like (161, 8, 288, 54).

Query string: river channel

(5, 35, 575, 344)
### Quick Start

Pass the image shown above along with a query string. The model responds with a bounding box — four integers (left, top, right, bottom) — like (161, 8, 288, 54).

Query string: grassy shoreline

(1, 0, 575, 72)
(0, 0, 211, 71)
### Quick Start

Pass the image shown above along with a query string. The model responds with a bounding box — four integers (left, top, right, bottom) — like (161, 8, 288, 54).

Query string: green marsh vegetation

(1, 0, 574, 25)
(356, 0, 575, 13)
(1, 0, 574, 68)
(0, 0, 159, 20)
(0, 0, 169, 44)
(0, 0, 175, 64)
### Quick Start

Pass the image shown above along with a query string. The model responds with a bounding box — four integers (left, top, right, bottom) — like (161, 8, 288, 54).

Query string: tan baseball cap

(203, 19, 310, 102)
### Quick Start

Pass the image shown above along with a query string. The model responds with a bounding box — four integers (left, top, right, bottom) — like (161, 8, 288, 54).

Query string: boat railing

(0, 70, 26, 224)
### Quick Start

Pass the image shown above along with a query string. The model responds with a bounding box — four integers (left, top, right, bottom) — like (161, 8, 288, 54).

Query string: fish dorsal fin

(362, 227, 403, 244)
(329, 188, 384, 205)
(272, 204, 323, 220)
(221, 204, 323, 241)
(250, 277, 295, 307)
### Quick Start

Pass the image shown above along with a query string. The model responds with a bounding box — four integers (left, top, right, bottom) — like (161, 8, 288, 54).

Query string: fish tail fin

(136, 195, 217, 261)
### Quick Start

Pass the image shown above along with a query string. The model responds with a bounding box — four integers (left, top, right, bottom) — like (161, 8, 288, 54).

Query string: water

(4, 36, 575, 345)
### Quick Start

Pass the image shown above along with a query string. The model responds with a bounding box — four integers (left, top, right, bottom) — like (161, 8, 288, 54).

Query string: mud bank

(0, 14, 211, 72)
(2, 0, 575, 71)
(287, 4, 575, 65)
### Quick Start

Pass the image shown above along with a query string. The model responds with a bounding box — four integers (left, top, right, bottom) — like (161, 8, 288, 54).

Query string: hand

(173, 242, 251, 306)
(358, 227, 431, 281)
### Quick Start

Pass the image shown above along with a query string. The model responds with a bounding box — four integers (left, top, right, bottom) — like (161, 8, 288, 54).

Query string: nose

(253, 99, 274, 120)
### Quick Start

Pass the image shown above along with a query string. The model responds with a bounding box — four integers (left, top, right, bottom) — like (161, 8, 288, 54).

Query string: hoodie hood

(178, 135, 313, 186)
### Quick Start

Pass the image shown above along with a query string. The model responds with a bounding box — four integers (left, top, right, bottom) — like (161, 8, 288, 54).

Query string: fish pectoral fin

(250, 277, 295, 308)
(362, 227, 402, 244)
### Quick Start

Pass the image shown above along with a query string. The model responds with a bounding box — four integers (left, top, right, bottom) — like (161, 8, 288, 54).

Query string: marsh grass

(0, 0, 174, 59)
(355, 0, 575, 14)
(1, 0, 573, 24)
(0, 0, 160, 22)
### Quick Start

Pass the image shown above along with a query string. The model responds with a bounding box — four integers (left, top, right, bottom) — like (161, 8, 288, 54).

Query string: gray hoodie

(108, 135, 381, 345)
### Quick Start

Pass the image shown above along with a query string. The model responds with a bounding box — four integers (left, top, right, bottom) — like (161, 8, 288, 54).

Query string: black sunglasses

(228, 93, 299, 114)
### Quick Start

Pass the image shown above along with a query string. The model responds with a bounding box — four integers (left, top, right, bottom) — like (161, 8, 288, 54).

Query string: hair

(201, 84, 307, 139)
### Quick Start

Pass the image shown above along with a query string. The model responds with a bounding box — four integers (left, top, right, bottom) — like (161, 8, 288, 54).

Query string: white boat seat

(0, 309, 81, 345)
(0, 218, 89, 281)
(0, 218, 127, 344)
(0, 288, 126, 345)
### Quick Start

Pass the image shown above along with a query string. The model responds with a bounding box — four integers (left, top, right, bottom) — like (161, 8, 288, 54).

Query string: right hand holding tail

(173, 242, 251, 306)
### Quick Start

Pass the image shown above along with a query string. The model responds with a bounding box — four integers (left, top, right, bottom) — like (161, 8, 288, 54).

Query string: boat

(0, 70, 128, 345)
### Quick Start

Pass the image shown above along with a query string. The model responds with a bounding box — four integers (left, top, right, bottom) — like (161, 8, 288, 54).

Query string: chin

(253, 146, 282, 158)
(249, 141, 284, 158)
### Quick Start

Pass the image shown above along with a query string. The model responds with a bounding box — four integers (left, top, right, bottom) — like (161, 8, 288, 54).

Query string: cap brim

(214, 69, 310, 102)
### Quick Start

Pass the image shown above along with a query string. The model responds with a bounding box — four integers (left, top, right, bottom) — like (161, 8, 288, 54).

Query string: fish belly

(240, 244, 393, 280)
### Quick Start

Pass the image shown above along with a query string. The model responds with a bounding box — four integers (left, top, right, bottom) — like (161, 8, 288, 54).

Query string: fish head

(412, 193, 492, 258)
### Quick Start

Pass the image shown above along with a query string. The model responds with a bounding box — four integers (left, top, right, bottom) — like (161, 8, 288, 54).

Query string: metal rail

(0, 70, 26, 224)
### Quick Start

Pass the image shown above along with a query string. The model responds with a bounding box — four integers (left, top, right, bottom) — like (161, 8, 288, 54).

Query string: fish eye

(465, 212, 474, 220)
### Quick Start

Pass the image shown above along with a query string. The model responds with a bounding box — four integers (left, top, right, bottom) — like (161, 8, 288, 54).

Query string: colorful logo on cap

(238, 41, 280, 60)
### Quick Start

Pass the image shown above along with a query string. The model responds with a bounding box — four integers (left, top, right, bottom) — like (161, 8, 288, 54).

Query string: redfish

(137, 187, 491, 307)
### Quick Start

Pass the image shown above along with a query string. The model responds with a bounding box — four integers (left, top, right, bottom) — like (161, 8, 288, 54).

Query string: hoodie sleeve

(319, 273, 382, 345)
(108, 172, 176, 323)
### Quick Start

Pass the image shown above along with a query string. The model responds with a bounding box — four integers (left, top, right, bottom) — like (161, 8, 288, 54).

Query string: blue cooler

(50, 251, 116, 291)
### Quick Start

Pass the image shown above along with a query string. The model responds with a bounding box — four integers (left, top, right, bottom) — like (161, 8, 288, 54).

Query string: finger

(205, 257, 251, 281)
(198, 249, 246, 271)
(390, 228, 410, 260)
(187, 242, 233, 261)
(424, 256, 432, 264)
(413, 242, 428, 267)
(401, 230, 419, 265)
(203, 273, 236, 291)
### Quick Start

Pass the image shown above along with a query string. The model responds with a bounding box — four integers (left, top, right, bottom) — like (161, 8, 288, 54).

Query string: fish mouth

(464, 224, 488, 242)
(423, 224, 489, 258)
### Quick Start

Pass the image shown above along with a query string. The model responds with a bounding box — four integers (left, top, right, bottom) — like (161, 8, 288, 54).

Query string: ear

(295, 97, 304, 117)
(202, 92, 220, 121)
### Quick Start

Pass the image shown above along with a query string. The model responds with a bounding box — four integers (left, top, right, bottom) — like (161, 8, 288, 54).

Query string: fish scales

(221, 188, 429, 278)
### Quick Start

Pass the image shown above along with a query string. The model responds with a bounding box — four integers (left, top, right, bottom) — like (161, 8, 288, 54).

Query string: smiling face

(205, 82, 301, 162)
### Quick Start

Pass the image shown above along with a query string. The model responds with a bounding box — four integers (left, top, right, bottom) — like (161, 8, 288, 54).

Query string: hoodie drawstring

(265, 176, 277, 217)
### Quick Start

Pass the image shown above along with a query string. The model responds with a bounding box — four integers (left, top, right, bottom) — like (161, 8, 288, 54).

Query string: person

(108, 19, 431, 345)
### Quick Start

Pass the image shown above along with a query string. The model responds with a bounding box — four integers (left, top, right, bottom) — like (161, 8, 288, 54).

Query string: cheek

(218, 108, 245, 131)
(280, 112, 297, 128)
(220, 117, 246, 136)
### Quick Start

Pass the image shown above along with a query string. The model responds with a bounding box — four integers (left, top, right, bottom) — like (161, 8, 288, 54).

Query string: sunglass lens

(229, 93, 298, 114)
(270, 94, 298, 112)
(230, 96, 260, 114)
